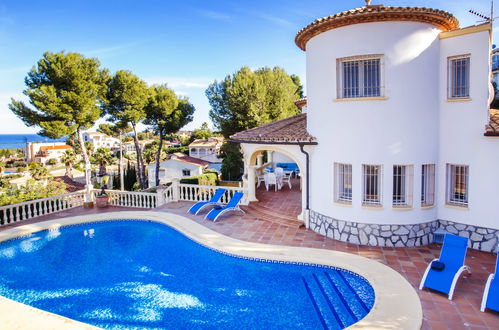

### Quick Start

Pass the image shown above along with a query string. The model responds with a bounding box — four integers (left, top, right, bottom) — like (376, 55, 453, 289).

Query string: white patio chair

(255, 168, 265, 188)
(281, 171, 292, 189)
(275, 167, 284, 189)
(264, 172, 280, 191)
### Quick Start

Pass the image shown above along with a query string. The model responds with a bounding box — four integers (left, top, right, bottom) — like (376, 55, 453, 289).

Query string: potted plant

(95, 176, 110, 208)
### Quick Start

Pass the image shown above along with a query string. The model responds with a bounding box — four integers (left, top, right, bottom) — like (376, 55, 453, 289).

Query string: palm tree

(28, 162, 49, 181)
(85, 141, 94, 156)
(60, 149, 77, 178)
(142, 147, 156, 165)
(91, 148, 115, 177)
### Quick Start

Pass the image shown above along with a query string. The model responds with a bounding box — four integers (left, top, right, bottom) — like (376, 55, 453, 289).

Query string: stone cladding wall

(309, 210, 498, 252)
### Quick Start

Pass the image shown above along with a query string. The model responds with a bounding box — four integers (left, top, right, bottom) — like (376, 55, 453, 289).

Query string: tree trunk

(77, 127, 91, 186)
(155, 129, 164, 187)
(66, 164, 73, 179)
(132, 123, 146, 189)
(99, 163, 106, 177)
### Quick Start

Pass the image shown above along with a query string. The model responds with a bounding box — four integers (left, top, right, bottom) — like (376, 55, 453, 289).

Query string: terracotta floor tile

(1, 190, 498, 329)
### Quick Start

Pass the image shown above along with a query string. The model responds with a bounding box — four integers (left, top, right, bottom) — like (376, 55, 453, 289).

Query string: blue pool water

(0, 220, 375, 329)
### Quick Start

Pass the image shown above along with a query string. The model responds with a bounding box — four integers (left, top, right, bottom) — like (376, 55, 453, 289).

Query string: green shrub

(180, 172, 218, 185)
(166, 146, 189, 154)
(8, 160, 26, 168)
(0, 179, 67, 207)
(46, 158, 57, 166)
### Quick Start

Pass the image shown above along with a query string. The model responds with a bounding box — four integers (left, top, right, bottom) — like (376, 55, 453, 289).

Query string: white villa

(188, 137, 223, 163)
(231, 3, 499, 252)
(25, 142, 72, 164)
(147, 153, 211, 187)
(123, 139, 155, 154)
(82, 132, 119, 150)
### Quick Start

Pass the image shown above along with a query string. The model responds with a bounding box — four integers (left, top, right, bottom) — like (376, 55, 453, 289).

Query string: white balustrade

(0, 191, 85, 227)
(96, 190, 158, 209)
(162, 185, 174, 203)
(0, 182, 247, 227)
(176, 184, 248, 205)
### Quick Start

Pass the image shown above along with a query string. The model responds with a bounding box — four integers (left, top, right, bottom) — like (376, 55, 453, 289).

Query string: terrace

(0, 185, 498, 329)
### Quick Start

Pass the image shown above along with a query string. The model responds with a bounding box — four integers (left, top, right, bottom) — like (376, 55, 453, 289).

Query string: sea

(0, 134, 66, 150)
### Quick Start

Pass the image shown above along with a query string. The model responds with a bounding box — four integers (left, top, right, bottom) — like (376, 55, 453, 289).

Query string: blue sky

(0, 0, 493, 134)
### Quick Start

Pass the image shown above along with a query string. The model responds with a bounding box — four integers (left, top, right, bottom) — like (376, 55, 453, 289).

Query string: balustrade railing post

(172, 179, 180, 202)
(156, 188, 165, 207)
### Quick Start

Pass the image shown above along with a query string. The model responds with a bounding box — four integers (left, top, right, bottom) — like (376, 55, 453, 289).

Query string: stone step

(246, 202, 300, 221)
(242, 203, 302, 228)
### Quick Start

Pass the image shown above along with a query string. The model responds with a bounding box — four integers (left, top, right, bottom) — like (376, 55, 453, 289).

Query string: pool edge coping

(0, 211, 423, 330)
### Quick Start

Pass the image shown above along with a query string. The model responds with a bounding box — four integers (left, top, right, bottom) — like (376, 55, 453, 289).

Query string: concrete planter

(95, 195, 110, 208)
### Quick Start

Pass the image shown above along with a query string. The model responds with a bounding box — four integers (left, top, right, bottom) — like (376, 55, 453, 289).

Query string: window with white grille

(337, 55, 383, 99)
(421, 164, 435, 207)
(448, 55, 470, 99)
(446, 164, 469, 206)
(362, 165, 382, 206)
(182, 169, 191, 177)
(392, 165, 413, 208)
(334, 163, 352, 203)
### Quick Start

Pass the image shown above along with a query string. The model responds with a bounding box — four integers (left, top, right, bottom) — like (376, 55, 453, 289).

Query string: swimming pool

(0, 211, 422, 329)
(0, 220, 374, 329)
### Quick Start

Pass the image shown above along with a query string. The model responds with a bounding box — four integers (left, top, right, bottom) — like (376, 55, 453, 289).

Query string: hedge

(180, 172, 218, 185)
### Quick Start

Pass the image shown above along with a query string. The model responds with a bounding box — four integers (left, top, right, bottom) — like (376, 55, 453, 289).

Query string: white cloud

(144, 77, 212, 89)
(0, 66, 30, 74)
(0, 91, 37, 134)
(197, 9, 233, 22)
(257, 13, 293, 27)
(84, 41, 141, 57)
(175, 90, 189, 96)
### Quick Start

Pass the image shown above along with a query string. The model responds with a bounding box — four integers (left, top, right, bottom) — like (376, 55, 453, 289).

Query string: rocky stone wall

(309, 210, 498, 252)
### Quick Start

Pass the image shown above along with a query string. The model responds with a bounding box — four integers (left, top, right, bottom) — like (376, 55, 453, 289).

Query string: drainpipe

(299, 144, 310, 228)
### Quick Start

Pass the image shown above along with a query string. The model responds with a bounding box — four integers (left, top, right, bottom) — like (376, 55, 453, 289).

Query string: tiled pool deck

(1, 183, 498, 329)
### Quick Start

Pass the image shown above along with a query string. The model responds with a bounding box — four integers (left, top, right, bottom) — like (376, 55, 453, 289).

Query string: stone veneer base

(309, 210, 498, 252)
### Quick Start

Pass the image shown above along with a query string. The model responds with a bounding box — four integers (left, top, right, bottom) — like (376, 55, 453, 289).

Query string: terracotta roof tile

(53, 176, 85, 193)
(39, 145, 72, 151)
(230, 114, 317, 144)
(189, 138, 223, 148)
(294, 98, 307, 109)
(174, 155, 211, 166)
(485, 109, 499, 136)
(295, 5, 459, 50)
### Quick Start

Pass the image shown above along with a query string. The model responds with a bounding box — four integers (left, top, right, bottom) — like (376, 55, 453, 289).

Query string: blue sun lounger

(481, 249, 499, 312)
(419, 233, 471, 300)
(187, 188, 226, 215)
(204, 192, 245, 222)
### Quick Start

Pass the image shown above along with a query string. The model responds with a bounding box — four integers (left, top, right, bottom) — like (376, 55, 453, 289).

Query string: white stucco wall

(306, 21, 441, 225)
(273, 151, 295, 164)
(147, 160, 204, 187)
(437, 30, 498, 229)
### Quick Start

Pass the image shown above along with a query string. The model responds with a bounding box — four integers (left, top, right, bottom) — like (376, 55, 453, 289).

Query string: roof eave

(229, 138, 318, 145)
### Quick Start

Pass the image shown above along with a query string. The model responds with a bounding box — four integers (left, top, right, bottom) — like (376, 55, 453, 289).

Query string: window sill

(362, 204, 383, 210)
(446, 98, 471, 102)
(334, 96, 388, 102)
(421, 204, 435, 210)
(392, 205, 413, 211)
(334, 201, 353, 207)
(444, 203, 469, 210)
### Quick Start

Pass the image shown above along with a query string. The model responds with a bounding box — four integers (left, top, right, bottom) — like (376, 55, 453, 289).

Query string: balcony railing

(0, 180, 248, 227)
(0, 191, 86, 226)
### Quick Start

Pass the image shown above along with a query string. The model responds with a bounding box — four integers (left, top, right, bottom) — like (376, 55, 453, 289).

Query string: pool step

(302, 271, 373, 329)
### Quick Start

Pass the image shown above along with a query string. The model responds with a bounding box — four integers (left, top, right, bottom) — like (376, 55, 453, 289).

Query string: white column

(267, 150, 274, 164)
(247, 165, 258, 202)
(256, 153, 264, 167)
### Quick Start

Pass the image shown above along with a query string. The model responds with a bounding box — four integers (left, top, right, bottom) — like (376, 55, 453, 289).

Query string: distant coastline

(0, 134, 65, 150)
